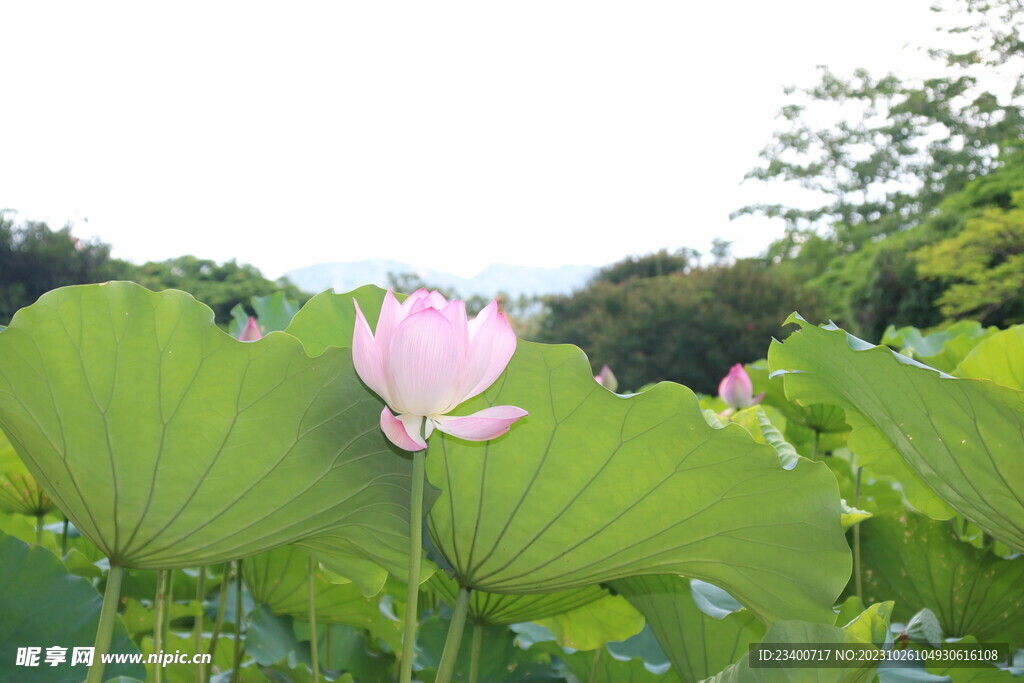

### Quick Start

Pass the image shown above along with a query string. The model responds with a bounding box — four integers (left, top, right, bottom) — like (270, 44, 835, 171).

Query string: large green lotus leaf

(0, 428, 54, 517)
(883, 320, 998, 373)
(0, 530, 145, 682)
(769, 315, 1024, 550)
(860, 512, 1024, 644)
(428, 341, 850, 624)
(281, 289, 848, 622)
(243, 544, 402, 652)
(535, 594, 646, 650)
(284, 285, 391, 357)
(427, 571, 609, 626)
(747, 363, 850, 454)
(610, 574, 766, 682)
(0, 283, 415, 571)
(955, 324, 1024, 389)
(531, 640, 682, 683)
(704, 603, 892, 683)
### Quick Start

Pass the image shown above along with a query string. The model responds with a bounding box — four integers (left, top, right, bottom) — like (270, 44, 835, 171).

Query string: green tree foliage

(915, 189, 1024, 324)
(128, 255, 308, 324)
(536, 258, 822, 394)
(737, 0, 1023, 254)
(737, 0, 1024, 337)
(0, 213, 129, 324)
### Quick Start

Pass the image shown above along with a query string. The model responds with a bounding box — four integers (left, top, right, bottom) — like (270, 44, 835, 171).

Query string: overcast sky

(2, 2, 939, 279)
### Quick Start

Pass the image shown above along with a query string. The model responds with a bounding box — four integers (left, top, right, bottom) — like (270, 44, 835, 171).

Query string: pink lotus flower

(239, 316, 263, 342)
(353, 289, 528, 451)
(593, 365, 618, 392)
(718, 363, 764, 410)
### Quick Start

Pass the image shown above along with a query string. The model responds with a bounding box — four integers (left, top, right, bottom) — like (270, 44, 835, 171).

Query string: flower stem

(154, 569, 168, 683)
(86, 562, 124, 683)
(195, 566, 207, 683)
(231, 561, 244, 683)
(208, 562, 231, 660)
(435, 586, 471, 683)
(35, 514, 44, 545)
(308, 556, 319, 682)
(468, 622, 482, 683)
(399, 448, 426, 683)
(853, 465, 863, 602)
(588, 646, 602, 683)
(60, 516, 69, 556)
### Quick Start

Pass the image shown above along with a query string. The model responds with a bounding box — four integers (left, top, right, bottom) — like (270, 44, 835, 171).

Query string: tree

(0, 213, 129, 324)
(536, 258, 822, 394)
(128, 255, 308, 324)
(737, 0, 1024, 257)
(915, 189, 1024, 325)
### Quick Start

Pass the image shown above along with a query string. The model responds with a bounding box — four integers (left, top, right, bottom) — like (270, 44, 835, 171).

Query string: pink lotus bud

(593, 365, 618, 392)
(718, 363, 764, 409)
(352, 289, 528, 451)
(239, 316, 263, 342)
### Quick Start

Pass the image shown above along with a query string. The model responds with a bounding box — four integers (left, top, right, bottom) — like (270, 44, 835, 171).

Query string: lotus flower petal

(433, 406, 529, 441)
(380, 407, 428, 451)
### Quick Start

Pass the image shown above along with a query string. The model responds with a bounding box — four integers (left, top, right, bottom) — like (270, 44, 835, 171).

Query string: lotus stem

(231, 561, 244, 683)
(435, 585, 471, 683)
(325, 623, 331, 669)
(853, 465, 863, 602)
(35, 514, 44, 545)
(60, 516, 69, 556)
(208, 562, 231, 660)
(811, 430, 820, 461)
(164, 569, 175, 637)
(195, 566, 207, 683)
(86, 562, 124, 683)
(154, 569, 168, 683)
(308, 556, 319, 682)
(469, 622, 482, 683)
(399, 448, 426, 683)
(588, 646, 602, 683)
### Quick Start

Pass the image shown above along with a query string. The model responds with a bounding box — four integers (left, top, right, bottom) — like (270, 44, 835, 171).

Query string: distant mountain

(284, 260, 597, 298)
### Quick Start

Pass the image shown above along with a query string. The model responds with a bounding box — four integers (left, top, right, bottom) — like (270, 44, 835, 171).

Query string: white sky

(1, 2, 939, 279)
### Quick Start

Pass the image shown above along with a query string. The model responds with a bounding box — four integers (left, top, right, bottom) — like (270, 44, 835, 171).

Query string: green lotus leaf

(0, 283, 415, 572)
(859, 512, 1024, 644)
(281, 289, 849, 623)
(610, 574, 765, 682)
(532, 639, 682, 683)
(428, 341, 850, 624)
(0, 530, 145, 682)
(427, 571, 609, 626)
(883, 320, 998, 373)
(704, 603, 892, 683)
(955, 324, 1024, 389)
(769, 315, 1024, 551)
(243, 544, 402, 652)
(535, 594, 645, 651)
(0, 428, 55, 517)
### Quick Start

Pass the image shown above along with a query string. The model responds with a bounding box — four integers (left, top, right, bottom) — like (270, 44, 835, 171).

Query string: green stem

(195, 566, 207, 683)
(308, 556, 320, 683)
(164, 569, 175, 637)
(853, 466, 864, 602)
(469, 622, 483, 683)
(35, 514, 44, 545)
(435, 586, 471, 683)
(154, 570, 168, 683)
(231, 561, 244, 683)
(60, 516, 69, 556)
(208, 562, 231, 660)
(811, 430, 820, 462)
(399, 449, 427, 683)
(588, 646, 602, 683)
(86, 562, 124, 683)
